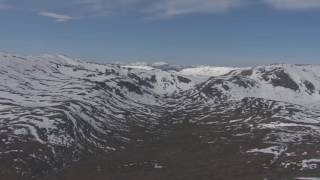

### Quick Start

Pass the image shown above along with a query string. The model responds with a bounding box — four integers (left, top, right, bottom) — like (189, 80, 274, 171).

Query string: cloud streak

(0, 1, 10, 10)
(0, 5, 6, 10)
(263, 0, 320, 10)
(70, 0, 249, 18)
(146, 0, 248, 18)
(39, 12, 73, 22)
(0, 0, 250, 19)
(3, 0, 320, 22)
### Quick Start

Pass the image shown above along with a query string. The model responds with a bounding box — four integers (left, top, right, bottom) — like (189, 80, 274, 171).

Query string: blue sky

(0, 0, 320, 66)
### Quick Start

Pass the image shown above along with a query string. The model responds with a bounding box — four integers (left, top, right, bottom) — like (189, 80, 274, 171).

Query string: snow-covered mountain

(1, 53, 320, 180)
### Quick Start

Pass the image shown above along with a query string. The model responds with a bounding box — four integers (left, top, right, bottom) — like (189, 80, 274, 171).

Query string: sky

(0, 0, 320, 66)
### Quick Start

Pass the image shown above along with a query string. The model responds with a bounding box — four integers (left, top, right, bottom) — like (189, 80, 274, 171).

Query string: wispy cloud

(0, 1, 10, 10)
(146, 0, 249, 18)
(2, 0, 320, 22)
(263, 0, 320, 10)
(69, 0, 249, 18)
(39, 12, 73, 22)
(0, 5, 6, 10)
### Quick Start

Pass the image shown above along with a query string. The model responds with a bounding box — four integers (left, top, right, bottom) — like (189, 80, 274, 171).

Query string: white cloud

(3, 0, 320, 21)
(69, 0, 145, 17)
(263, 0, 320, 10)
(70, 0, 249, 18)
(147, 0, 248, 18)
(39, 12, 73, 22)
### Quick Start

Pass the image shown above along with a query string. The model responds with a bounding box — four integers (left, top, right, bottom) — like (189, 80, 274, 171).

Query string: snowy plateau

(1, 53, 320, 179)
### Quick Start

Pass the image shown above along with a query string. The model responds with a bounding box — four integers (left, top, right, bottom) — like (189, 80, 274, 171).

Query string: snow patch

(179, 66, 239, 77)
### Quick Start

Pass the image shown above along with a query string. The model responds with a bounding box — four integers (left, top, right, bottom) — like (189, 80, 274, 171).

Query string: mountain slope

(1, 53, 320, 179)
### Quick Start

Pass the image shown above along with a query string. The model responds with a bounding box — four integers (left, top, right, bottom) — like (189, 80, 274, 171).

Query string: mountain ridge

(1, 53, 320, 179)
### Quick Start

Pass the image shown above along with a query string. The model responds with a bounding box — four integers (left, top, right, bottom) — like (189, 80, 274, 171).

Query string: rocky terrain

(1, 53, 320, 180)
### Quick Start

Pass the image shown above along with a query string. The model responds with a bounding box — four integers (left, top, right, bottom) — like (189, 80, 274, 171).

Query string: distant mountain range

(1, 53, 320, 180)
